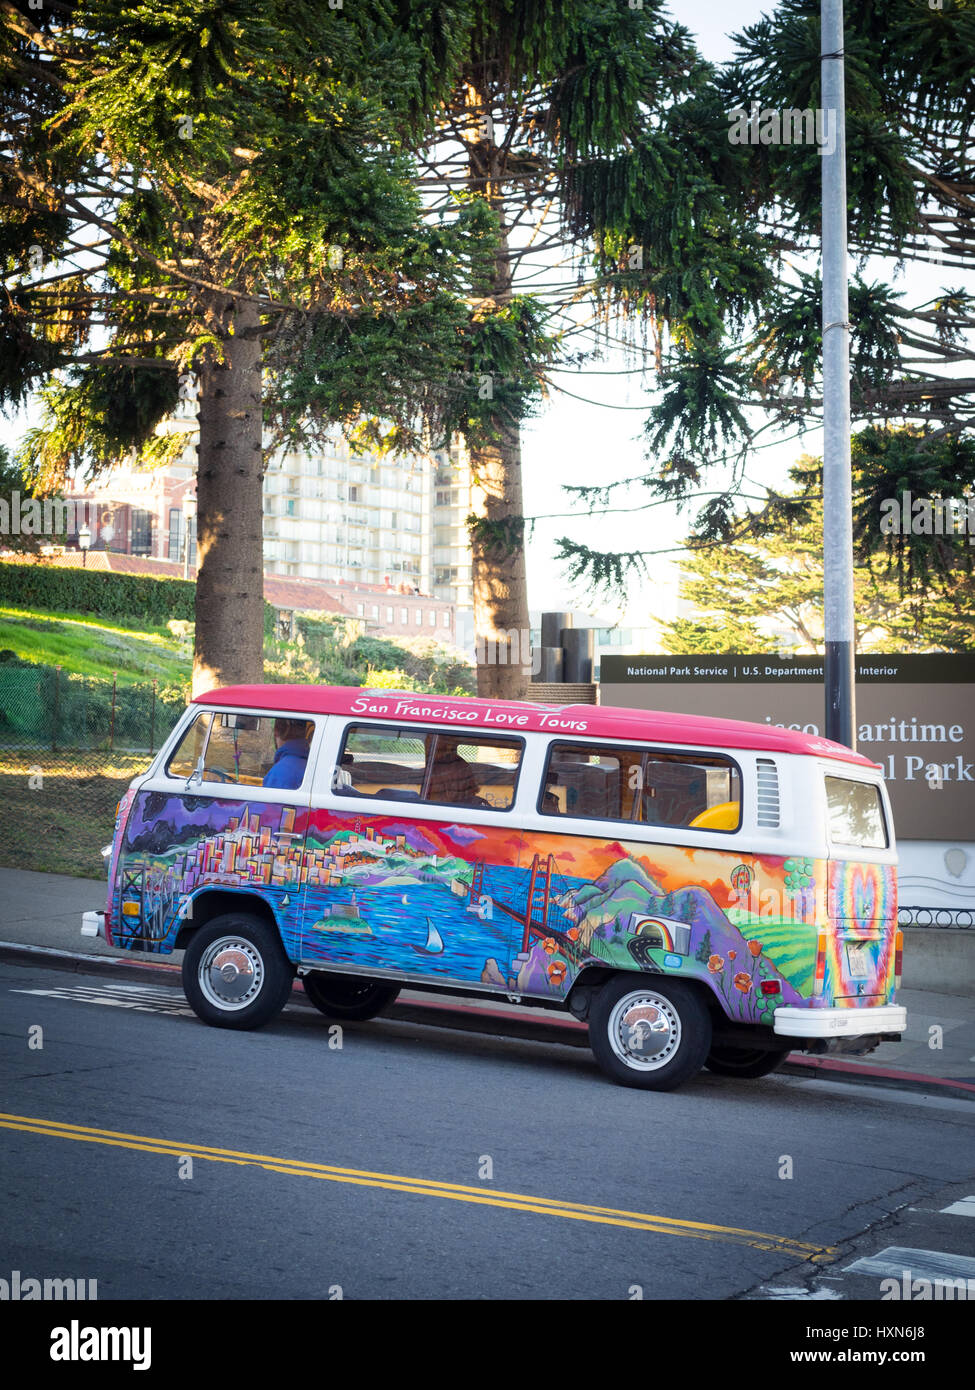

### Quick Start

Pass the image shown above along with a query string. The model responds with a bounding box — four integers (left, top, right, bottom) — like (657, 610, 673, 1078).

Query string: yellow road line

(0, 1111, 837, 1262)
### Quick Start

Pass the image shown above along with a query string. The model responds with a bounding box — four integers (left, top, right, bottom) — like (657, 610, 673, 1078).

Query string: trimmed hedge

(0, 562, 277, 632)
(0, 562, 195, 625)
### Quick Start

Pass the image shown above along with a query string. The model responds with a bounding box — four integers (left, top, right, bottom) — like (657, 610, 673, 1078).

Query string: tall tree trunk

(469, 421, 531, 699)
(465, 86, 531, 701)
(192, 294, 265, 697)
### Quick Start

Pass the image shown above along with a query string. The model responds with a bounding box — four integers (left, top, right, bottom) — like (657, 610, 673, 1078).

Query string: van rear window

(334, 724, 522, 811)
(825, 777, 888, 848)
(540, 742, 741, 832)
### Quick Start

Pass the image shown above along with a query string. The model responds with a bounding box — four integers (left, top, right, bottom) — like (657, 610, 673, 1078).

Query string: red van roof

(195, 684, 877, 768)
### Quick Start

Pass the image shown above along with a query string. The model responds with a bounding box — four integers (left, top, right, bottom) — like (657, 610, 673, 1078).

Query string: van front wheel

(183, 915, 295, 1030)
(589, 977, 712, 1090)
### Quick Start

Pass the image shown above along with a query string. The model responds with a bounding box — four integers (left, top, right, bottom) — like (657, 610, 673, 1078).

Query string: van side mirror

(185, 756, 204, 790)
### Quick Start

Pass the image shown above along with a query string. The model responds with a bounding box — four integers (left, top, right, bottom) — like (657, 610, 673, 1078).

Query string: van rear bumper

(81, 910, 106, 941)
(773, 1004, 906, 1038)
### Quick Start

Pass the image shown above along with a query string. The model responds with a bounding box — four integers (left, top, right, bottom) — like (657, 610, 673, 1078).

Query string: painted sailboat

(412, 917, 445, 956)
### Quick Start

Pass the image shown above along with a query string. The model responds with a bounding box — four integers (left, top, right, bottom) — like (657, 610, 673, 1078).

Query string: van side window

(825, 776, 888, 849)
(167, 712, 315, 789)
(540, 742, 741, 831)
(334, 724, 523, 810)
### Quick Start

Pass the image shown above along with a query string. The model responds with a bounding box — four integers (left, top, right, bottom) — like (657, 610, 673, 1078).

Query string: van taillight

(894, 931, 903, 990)
(814, 932, 827, 997)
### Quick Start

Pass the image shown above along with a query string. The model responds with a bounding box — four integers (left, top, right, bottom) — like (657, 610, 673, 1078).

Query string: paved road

(1, 958, 973, 1306)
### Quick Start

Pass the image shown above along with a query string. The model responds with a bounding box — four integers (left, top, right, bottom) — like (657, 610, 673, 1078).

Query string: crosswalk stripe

(844, 1246, 975, 1282)
(940, 1196, 975, 1217)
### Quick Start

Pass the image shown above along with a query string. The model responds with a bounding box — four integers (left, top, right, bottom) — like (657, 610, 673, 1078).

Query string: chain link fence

(0, 664, 188, 878)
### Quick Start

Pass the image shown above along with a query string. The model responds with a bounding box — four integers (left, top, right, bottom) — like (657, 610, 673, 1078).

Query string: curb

(2, 940, 973, 1100)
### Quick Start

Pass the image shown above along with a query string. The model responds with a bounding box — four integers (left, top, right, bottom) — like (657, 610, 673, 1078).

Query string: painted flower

(548, 961, 567, 984)
(747, 940, 763, 958)
(542, 937, 557, 955)
(733, 972, 753, 994)
(728, 950, 737, 960)
(566, 927, 580, 942)
(707, 955, 724, 974)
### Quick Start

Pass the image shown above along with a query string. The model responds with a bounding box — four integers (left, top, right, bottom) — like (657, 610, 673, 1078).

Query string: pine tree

(1, 1, 470, 693)
(417, 1, 764, 695)
(555, 0, 975, 591)
(661, 451, 975, 655)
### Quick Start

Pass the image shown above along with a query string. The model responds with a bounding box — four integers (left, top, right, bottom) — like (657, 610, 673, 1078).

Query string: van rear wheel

(301, 971, 400, 1021)
(182, 914, 295, 1030)
(588, 976, 711, 1090)
(705, 1046, 787, 1078)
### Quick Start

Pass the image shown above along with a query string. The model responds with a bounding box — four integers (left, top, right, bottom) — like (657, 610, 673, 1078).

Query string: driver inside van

(424, 735, 480, 805)
(262, 718, 311, 790)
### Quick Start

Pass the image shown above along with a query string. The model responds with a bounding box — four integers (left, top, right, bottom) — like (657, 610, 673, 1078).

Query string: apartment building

(262, 436, 430, 589)
(61, 421, 473, 646)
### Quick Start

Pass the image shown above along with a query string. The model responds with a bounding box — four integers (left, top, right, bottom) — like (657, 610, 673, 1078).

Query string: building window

(428, 611, 436, 626)
(356, 603, 365, 617)
(401, 608, 408, 624)
(386, 607, 394, 623)
(372, 605, 379, 619)
(167, 508, 182, 562)
(442, 612, 451, 628)
(130, 509, 153, 556)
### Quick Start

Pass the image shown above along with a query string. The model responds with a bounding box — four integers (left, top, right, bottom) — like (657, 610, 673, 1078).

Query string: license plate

(846, 943, 871, 979)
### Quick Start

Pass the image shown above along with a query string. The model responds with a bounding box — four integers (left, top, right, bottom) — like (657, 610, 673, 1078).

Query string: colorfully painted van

(82, 685, 905, 1090)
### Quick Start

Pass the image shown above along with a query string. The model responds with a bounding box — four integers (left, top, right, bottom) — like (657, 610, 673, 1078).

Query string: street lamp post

(821, 0, 856, 750)
(182, 497, 197, 581)
(78, 524, 91, 568)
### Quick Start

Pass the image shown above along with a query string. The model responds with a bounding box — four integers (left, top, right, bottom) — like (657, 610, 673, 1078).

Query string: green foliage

(659, 447, 975, 655)
(262, 611, 475, 693)
(561, 2, 975, 595)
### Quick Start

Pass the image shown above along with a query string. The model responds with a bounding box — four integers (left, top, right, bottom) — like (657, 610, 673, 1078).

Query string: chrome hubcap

(199, 937, 264, 1010)
(608, 991, 681, 1071)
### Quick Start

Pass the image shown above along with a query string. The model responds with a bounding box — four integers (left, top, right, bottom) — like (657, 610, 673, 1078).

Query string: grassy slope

(0, 606, 189, 684)
(0, 753, 152, 878)
(0, 608, 188, 875)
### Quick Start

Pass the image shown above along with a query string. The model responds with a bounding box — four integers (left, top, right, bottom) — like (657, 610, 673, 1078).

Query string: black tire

(182, 913, 295, 1030)
(705, 1045, 787, 1079)
(588, 976, 712, 1091)
(301, 971, 400, 1021)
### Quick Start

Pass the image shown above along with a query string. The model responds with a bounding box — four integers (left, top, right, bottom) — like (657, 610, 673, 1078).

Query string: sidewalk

(2, 866, 973, 1097)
